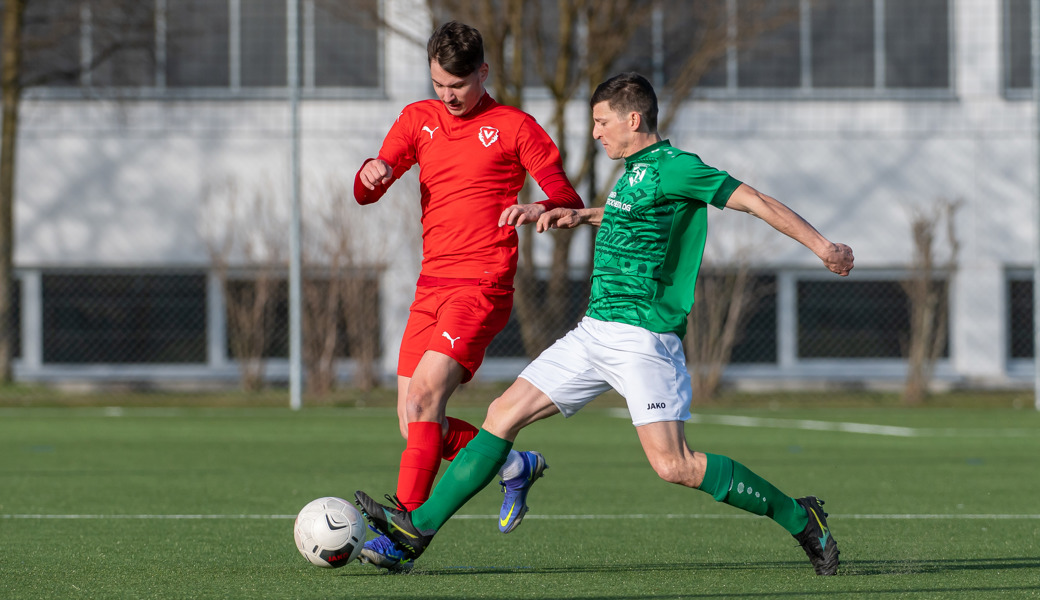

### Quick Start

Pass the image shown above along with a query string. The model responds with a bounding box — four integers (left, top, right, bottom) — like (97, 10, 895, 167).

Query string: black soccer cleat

(793, 496, 840, 575)
(354, 491, 435, 560)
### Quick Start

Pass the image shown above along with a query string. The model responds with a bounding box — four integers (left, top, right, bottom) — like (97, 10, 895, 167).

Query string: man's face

(430, 60, 488, 117)
(591, 101, 634, 160)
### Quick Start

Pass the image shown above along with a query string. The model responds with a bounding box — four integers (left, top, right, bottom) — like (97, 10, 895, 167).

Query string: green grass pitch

(2, 398, 1039, 599)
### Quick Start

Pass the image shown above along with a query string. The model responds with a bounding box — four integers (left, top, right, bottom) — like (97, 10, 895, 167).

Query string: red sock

(396, 421, 443, 510)
(441, 416, 479, 461)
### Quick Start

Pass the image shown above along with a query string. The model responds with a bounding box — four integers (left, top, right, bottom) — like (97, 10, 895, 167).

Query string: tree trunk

(0, 0, 26, 383)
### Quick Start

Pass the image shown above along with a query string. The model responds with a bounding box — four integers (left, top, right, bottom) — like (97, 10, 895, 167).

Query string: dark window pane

(313, 0, 378, 87)
(812, 0, 874, 87)
(662, 0, 729, 88)
(885, 0, 949, 88)
(22, 0, 82, 87)
(799, 280, 909, 358)
(226, 275, 380, 360)
(1008, 0, 1031, 89)
(241, 0, 286, 87)
(8, 278, 20, 360)
(90, 0, 156, 86)
(730, 275, 777, 364)
(340, 274, 382, 359)
(1010, 278, 1033, 358)
(523, 0, 586, 87)
(610, 16, 655, 80)
(737, 0, 801, 88)
(167, 0, 230, 87)
(226, 279, 288, 359)
(43, 274, 207, 364)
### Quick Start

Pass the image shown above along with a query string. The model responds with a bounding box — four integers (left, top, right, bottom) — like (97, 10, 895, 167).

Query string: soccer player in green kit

(356, 72, 855, 575)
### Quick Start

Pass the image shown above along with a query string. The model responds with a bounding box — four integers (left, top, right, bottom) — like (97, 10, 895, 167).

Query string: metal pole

(1032, 0, 1040, 410)
(288, 0, 303, 410)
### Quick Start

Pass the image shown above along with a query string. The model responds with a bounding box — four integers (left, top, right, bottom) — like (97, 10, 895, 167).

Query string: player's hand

(358, 159, 393, 190)
(536, 208, 581, 232)
(498, 203, 547, 229)
(536, 207, 602, 231)
(822, 243, 854, 277)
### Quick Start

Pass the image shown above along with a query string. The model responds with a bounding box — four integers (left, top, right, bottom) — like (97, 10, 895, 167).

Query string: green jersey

(587, 140, 741, 337)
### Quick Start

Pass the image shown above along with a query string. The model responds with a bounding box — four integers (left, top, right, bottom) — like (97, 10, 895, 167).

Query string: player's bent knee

(649, 456, 697, 487)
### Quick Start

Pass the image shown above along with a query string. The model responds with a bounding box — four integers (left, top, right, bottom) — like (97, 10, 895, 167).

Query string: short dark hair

(590, 72, 658, 132)
(427, 21, 485, 77)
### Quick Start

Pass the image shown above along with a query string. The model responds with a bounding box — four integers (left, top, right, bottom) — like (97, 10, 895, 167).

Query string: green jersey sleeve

(658, 152, 741, 209)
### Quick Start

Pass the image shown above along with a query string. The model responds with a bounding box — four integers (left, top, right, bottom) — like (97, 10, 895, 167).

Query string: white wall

(9, 0, 1033, 387)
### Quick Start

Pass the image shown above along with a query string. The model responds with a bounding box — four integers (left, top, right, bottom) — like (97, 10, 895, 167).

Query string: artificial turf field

(1, 392, 1039, 599)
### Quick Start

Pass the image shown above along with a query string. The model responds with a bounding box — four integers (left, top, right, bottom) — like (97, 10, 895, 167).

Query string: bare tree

(902, 198, 960, 406)
(300, 177, 387, 395)
(315, 0, 804, 362)
(0, 0, 27, 383)
(422, 0, 802, 357)
(0, 0, 159, 382)
(201, 180, 286, 392)
(686, 263, 773, 402)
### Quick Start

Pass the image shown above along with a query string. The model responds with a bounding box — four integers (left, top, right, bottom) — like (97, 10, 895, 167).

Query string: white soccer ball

(293, 496, 366, 568)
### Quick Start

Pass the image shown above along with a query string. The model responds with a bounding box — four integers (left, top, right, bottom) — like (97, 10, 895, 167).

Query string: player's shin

(698, 453, 808, 535)
(441, 416, 479, 460)
(397, 421, 444, 510)
(412, 428, 512, 531)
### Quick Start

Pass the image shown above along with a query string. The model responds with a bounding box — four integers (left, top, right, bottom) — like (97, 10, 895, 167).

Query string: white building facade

(8, 0, 1036, 389)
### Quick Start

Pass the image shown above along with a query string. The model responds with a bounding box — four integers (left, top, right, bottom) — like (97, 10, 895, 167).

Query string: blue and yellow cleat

(498, 450, 548, 533)
(358, 532, 414, 573)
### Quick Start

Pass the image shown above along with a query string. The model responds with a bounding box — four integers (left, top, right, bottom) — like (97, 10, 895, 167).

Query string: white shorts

(518, 317, 693, 426)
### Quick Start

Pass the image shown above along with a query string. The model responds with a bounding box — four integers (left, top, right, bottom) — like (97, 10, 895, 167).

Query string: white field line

(4, 513, 1040, 520)
(606, 409, 1037, 438)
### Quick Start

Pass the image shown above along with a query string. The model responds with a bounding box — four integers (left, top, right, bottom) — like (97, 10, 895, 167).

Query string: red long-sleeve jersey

(354, 93, 582, 286)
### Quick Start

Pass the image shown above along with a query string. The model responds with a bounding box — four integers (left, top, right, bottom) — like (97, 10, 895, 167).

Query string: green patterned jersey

(587, 140, 741, 337)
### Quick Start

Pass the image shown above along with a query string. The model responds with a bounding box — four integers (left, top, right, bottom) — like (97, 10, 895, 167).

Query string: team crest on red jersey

(478, 126, 499, 147)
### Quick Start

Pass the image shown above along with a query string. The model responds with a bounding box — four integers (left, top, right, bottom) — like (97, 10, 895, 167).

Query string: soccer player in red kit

(352, 21, 583, 571)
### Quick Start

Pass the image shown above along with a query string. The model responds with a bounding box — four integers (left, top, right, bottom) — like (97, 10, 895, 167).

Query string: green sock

(411, 429, 512, 532)
(699, 453, 808, 535)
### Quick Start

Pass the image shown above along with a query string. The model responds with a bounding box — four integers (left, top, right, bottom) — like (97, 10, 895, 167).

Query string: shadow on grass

(335, 557, 1040, 599)
(403, 556, 1040, 577)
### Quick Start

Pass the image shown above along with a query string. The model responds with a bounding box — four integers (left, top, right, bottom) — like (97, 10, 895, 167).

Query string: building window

(634, 0, 952, 96)
(1009, 277, 1032, 359)
(21, 0, 82, 87)
(1006, 0, 1033, 92)
(241, 0, 287, 87)
(8, 278, 21, 361)
(224, 274, 381, 360)
(737, 0, 801, 88)
(313, 1, 380, 88)
(88, 0, 157, 87)
(811, 0, 874, 87)
(24, 0, 382, 97)
(42, 273, 208, 364)
(730, 274, 777, 364)
(166, 0, 231, 87)
(798, 279, 949, 359)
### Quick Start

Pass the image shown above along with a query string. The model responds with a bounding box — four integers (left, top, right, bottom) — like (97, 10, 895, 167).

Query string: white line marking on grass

(690, 413, 919, 437)
(5, 513, 1040, 520)
(608, 410, 1039, 437)
(608, 409, 921, 436)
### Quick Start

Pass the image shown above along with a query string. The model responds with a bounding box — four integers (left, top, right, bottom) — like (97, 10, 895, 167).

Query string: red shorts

(397, 277, 513, 383)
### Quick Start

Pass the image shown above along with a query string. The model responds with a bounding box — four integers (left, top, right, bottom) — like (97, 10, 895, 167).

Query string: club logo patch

(478, 126, 499, 147)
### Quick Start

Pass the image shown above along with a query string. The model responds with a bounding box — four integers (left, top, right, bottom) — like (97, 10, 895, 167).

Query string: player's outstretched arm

(725, 183, 854, 277)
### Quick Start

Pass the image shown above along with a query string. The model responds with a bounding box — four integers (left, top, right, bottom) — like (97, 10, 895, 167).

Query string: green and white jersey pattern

(587, 140, 741, 337)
